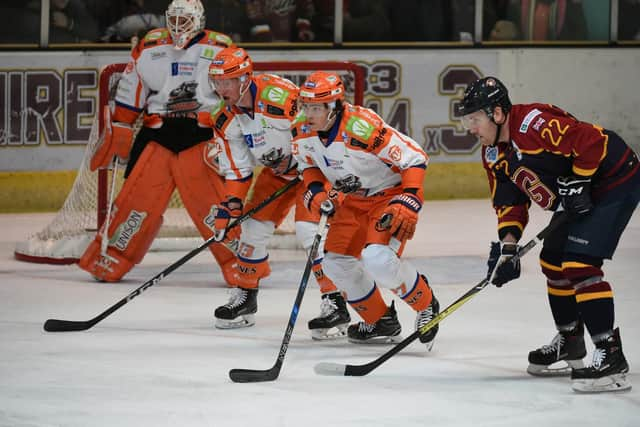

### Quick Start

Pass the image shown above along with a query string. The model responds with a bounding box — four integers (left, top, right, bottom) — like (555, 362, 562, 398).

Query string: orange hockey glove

(381, 193, 422, 241)
(214, 197, 243, 243)
(303, 183, 339, 217)
(90, 107, 134, 171)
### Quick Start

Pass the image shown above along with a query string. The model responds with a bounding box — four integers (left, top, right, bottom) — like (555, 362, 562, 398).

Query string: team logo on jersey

(262, 85, 289, 106)
(110, 210, 147, 251)
(346, 117, 375, 140)
(323, 155, 344, 169)
(388, 145, 402, 162)
(166, 81, 201, 112)
(485, 146, 498, 163)
(519, 108, 542, 133)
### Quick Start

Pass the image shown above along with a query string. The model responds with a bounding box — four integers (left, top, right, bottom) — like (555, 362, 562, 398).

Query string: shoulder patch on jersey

(210, 100, 225, 117)
(215, 112, 229, 130)
(207, 31, 233, 47)
(345, 115, 376, 141)
(266, 105, 285, 116)
(260, 85, 290, 106)
(144, 29, 169, 42)
(349, 138, 368, 149)
(519, 108, 542, 134)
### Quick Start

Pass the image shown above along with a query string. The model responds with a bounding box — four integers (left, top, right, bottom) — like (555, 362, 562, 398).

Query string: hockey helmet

(208, 47, 254, 80)
(166, 0, 205, 49)
(298, 71, 345, 104)
(458, 76, 512, 119)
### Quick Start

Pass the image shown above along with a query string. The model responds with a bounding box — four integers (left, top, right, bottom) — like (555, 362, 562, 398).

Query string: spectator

(508, 0, 588, 41)
(245, 0, 315, 42)
(450, 0, 513, 42)
(204, 0, 251, 42)
(619, 0, 640, 40)
(0, 4, 40, 43)
(313, 0, 391, 42)
(87, 0, 164, 43)
(50, 0, 100, 43)
(389, 0, 451, 42)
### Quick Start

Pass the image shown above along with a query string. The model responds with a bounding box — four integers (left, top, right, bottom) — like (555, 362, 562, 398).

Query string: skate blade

(572, 373, 632, 393)
(347, 334, 403, 345)
(310, 325, 348, 341)
(527, 359, 584, 377)
(215, 314, 256, 329)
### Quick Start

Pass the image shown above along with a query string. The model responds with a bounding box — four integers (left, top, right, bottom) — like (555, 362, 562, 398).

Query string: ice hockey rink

(1, 199, 638, 427)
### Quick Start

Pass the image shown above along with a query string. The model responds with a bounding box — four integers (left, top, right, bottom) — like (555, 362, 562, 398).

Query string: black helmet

(458, 76, 511, 119)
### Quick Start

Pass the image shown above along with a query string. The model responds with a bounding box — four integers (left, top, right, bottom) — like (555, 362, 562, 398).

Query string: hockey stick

(228, 200, 334, 383)
(314, 212, 568, 377)
(43, 177, 300, 333)
(99, 159, 120, 260)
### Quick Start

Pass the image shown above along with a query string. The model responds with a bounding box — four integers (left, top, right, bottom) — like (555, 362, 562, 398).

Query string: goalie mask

(166, 0, 205, 49)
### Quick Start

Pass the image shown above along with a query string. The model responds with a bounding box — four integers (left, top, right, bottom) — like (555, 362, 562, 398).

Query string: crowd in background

(1, 0, 639, 45)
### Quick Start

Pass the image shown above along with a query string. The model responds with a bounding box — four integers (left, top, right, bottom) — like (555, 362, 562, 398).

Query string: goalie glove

(380, 193, 422, 241)
(486, 241, 521, 287)
(557, 175, 593, 217)
(214, 197, 243, 243)
(90, 107, 134, 171)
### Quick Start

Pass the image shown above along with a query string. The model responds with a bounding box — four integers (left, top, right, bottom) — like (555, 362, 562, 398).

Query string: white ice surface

(1, 200, 638, 427)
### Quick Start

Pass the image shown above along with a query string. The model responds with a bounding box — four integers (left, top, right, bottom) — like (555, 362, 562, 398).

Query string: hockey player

(205, 47, 350, 337)
(79, 0, 238, 284)
(459, 76, 639, 393)
(292, 71, 440, 349)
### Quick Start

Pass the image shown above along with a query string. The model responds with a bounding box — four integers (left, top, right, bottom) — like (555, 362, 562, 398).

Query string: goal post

(14, 61, 365, 264)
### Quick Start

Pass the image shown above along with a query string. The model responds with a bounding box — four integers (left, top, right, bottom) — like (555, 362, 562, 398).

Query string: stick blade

(314, 362, 347, 376)
(43, 319, 92, 332)
(228, 368, 279, 383)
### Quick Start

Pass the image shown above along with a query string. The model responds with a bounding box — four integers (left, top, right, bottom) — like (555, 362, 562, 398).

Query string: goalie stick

(314, 213, 568, 377)
(43, 177, 300, 333)
(228, 199, 334, 383)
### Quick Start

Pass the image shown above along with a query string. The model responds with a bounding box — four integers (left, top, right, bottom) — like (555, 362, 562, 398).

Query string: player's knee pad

(228, 255, 271, 288)
(236, 218, 274, 260)
(295, 220, 328, 253)
(361, 244, 415, 289)
(323, 252, 372, 301)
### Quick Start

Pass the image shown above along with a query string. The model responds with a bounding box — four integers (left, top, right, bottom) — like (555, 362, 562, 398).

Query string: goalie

(79, 0, 237, 284)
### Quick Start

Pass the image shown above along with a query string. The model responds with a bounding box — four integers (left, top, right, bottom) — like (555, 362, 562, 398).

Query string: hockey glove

(487, 241, 521, 287)
(214, 197, 243, 243)
(90, 107, 134, 171)
(381, 193, 422, 241)
(303, 182, 338, 217)
(557, 175, 593, 217)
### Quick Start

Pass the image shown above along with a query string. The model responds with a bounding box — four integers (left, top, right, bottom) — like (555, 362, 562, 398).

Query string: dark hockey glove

(487, 241, 521, 287)
(557, 175, 593, 216)
(213, 197, 243, 243)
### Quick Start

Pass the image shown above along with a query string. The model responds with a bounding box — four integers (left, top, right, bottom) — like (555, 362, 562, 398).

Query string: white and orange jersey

(208, 73, 300, 181)
(113, 29, 233, 123)
(292, 103, 428, 196)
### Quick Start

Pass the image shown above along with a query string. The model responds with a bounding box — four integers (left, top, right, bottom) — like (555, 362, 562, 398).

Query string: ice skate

(347, 301, 402, 344)
(572, 328, 631, 393)
(214, 287, 258, 329)
(415, 294, 440, 351)
(527, 322, 586, 376)
(308, 291, 351, 340)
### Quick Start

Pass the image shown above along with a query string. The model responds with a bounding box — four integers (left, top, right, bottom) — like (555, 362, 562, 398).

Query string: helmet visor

(460, 110, 491, 131)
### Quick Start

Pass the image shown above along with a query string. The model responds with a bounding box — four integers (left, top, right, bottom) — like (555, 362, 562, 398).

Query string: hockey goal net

(14, 61, 365, 264)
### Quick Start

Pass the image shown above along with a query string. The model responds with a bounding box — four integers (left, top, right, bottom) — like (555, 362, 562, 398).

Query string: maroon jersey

(482, 103, 639, 240)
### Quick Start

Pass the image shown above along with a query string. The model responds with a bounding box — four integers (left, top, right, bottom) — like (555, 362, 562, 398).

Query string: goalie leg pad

(79, 144, 175, 281)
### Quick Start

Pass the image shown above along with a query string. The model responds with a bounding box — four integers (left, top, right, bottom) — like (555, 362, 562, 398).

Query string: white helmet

(165, 0, 205, 49)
